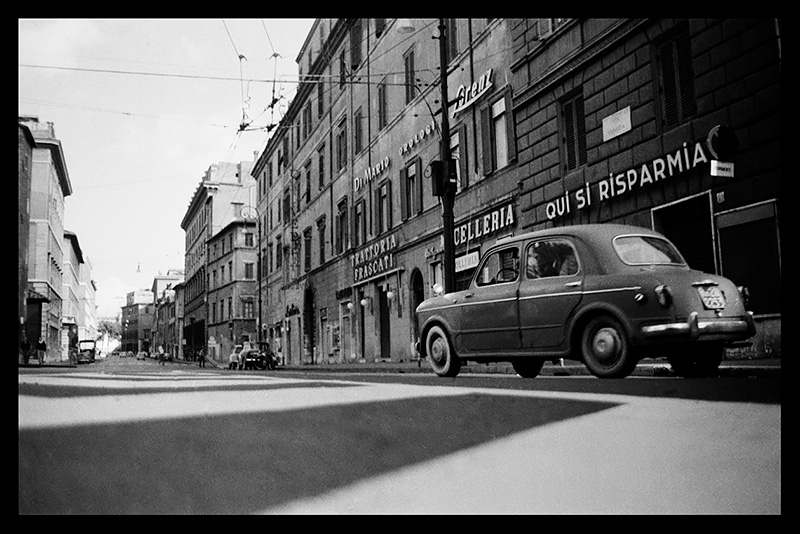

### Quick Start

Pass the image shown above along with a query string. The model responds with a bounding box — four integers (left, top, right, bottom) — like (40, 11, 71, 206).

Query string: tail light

(737, 285, 750, 307)
(654, 284, 673, 308)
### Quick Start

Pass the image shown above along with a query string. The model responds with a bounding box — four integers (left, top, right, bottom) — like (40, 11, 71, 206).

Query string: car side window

(526, 239, 579, 279)
(475, 246, 520, 287)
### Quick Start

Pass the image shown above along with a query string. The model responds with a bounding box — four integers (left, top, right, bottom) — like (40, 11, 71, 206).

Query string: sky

(18, 18, 316, 319)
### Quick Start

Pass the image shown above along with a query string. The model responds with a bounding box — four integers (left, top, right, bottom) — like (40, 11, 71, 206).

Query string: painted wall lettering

(545, 141, 709, 220)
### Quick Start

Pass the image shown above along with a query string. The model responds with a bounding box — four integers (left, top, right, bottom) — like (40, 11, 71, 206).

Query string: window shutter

(676, 33, 696, 120)
(457, 123, 469, 189)
(503, 91, 516, 163)
(563, 100, 576, 171)
(576, 96, 587, 166)
(415, 157, 423, 214)
(480, 106, 492, 174)
(659, 42, 679, 128)
(387, 182, 393, 229)
(399, 166, 408, 220)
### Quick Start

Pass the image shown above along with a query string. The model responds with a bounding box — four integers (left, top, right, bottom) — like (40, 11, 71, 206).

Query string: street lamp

(398, 18, 457, 293)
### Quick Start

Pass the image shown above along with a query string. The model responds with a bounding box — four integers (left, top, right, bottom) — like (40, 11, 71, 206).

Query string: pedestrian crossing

(18, 369, 781, 514)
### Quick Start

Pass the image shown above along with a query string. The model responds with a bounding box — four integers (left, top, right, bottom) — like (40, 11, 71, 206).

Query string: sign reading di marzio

(352, 234, 398, 283)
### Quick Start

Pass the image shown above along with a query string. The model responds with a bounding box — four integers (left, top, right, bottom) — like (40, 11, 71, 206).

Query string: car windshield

(78, 341, 95, 350)
(613, 235, 685, 265)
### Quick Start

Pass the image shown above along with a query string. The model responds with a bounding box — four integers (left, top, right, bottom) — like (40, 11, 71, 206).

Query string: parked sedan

(242, 350, 266, 370)
(415, 224, 755, 379)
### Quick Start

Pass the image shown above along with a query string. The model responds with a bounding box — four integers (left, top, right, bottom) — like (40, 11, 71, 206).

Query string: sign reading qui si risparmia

(546, 141, 710, 220)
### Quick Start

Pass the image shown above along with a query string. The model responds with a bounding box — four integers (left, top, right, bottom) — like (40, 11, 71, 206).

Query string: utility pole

(437, 19, 457, 294)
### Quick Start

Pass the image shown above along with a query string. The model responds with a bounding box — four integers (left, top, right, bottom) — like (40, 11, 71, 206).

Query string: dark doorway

(653, 193, 716, 274)
(378, 288, 390, 360)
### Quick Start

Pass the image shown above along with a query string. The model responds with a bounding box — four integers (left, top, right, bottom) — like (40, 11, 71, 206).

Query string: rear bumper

(640, 311, 756, 341)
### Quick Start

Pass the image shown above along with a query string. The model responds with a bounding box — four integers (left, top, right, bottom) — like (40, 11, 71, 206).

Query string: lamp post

(436, 19, 457, 294)
(398, 19, 457, 293)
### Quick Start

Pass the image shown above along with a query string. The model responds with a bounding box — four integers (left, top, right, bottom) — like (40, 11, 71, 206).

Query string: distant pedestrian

(36, 338, 46, 365)
(198, 349, 206, 368)
(238, 350, 246, 370)
(158, 345, 165, 365)
(228, 349, 239, 370)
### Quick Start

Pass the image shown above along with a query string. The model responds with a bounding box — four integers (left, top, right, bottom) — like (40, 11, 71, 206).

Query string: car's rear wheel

(667, 344, 724, 378)
(581, 315, 636, 378)
(511, 358, 545, 378)
(426, 325, 461, 377)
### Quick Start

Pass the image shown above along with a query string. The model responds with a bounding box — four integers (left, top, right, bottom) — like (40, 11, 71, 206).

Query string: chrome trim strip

(641, 318, 752, 337)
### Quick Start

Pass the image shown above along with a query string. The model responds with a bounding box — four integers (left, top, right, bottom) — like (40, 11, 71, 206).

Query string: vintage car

(415, 224, 755, 379)
(76, 339, 96, 364)
(242, 349, 266, 370)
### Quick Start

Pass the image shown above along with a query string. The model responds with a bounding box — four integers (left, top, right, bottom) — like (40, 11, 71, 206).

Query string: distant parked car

(76, 340, 96, 364)
(243, 349, 267, 370)
(136, 351, 146, 361)
(415, 224, 755, 379)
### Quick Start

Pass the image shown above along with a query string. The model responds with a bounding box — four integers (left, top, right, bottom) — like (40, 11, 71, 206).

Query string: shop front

(543, 134, 780, 358)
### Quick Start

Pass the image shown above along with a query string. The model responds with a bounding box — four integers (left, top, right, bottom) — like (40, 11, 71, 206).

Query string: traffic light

(430, 160, 457, 197)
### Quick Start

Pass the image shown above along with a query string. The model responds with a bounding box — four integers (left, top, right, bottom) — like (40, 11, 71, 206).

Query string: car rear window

(613, 235, 685, 265)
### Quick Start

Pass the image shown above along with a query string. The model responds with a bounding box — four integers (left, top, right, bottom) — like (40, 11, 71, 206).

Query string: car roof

(494, 223, 664, 247)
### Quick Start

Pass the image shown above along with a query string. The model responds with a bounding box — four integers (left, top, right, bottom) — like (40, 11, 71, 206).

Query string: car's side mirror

(433, 283, 444, 295)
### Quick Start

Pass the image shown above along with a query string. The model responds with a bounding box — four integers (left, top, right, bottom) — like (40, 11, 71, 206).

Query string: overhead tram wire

(222, 19, 253, 133)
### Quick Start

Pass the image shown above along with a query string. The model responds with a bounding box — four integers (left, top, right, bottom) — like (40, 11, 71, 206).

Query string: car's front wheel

(426, 325, 461, 377)
(581, 315, 636, 378)
(667, 344, 724, 378)
(511, 358, 545, 378)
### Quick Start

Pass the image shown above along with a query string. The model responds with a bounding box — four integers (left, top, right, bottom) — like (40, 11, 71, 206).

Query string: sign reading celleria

(546, 141, 711, 220)
(352, 233, 398, 283)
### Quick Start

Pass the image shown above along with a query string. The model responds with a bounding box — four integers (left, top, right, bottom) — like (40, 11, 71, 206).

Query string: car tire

(511, 359, 545, 378)
(581, 315, 636, 378)
(667, 344, 724, 378)
(426, 325, 461, 377)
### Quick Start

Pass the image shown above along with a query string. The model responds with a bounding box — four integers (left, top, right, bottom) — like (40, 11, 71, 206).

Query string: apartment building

(253, 19, 519, 365)
(206, 220, 258, 363)
(20, 116, 73, 363)
(252, 18, 780, 366)
(180, 159, 257, 357)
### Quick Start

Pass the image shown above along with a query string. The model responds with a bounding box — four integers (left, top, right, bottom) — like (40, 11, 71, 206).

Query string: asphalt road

(18, 357, 781, 515)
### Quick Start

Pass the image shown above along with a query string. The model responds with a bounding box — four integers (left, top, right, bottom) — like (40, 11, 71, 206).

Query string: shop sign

(399, 120, 437, 156)
(355, 156, 390, 192)
(454, 203, 515, 247)
(455, 251, 479, 272)
(546, 141, 710, 220)
(352, 233, 398, 283)
(452, 68, 494, 117)
(710, 160, 734, 178)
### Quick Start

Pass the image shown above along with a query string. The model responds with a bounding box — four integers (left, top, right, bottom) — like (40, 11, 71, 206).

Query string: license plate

(697, 286, 725, 310)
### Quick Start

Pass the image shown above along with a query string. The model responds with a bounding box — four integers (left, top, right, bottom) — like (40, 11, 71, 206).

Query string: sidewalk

(276, 357, 781, 378)
(21, 355, 781, 378)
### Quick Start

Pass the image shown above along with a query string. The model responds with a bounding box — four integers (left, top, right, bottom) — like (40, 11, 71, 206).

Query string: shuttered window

(481, 90, 516, 175)
(560, 91, 587, 172)
(400, 157, 423, 221)
(655, 25, 696, 130)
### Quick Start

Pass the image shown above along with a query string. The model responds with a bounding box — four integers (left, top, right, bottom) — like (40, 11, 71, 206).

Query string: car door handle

(464, 292, 474, 298)
(564, 281, 582, 288)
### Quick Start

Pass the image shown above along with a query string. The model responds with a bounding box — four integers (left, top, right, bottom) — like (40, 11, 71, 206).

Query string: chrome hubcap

(592, 327, 620, 362)
(430, 338, 446, 365)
